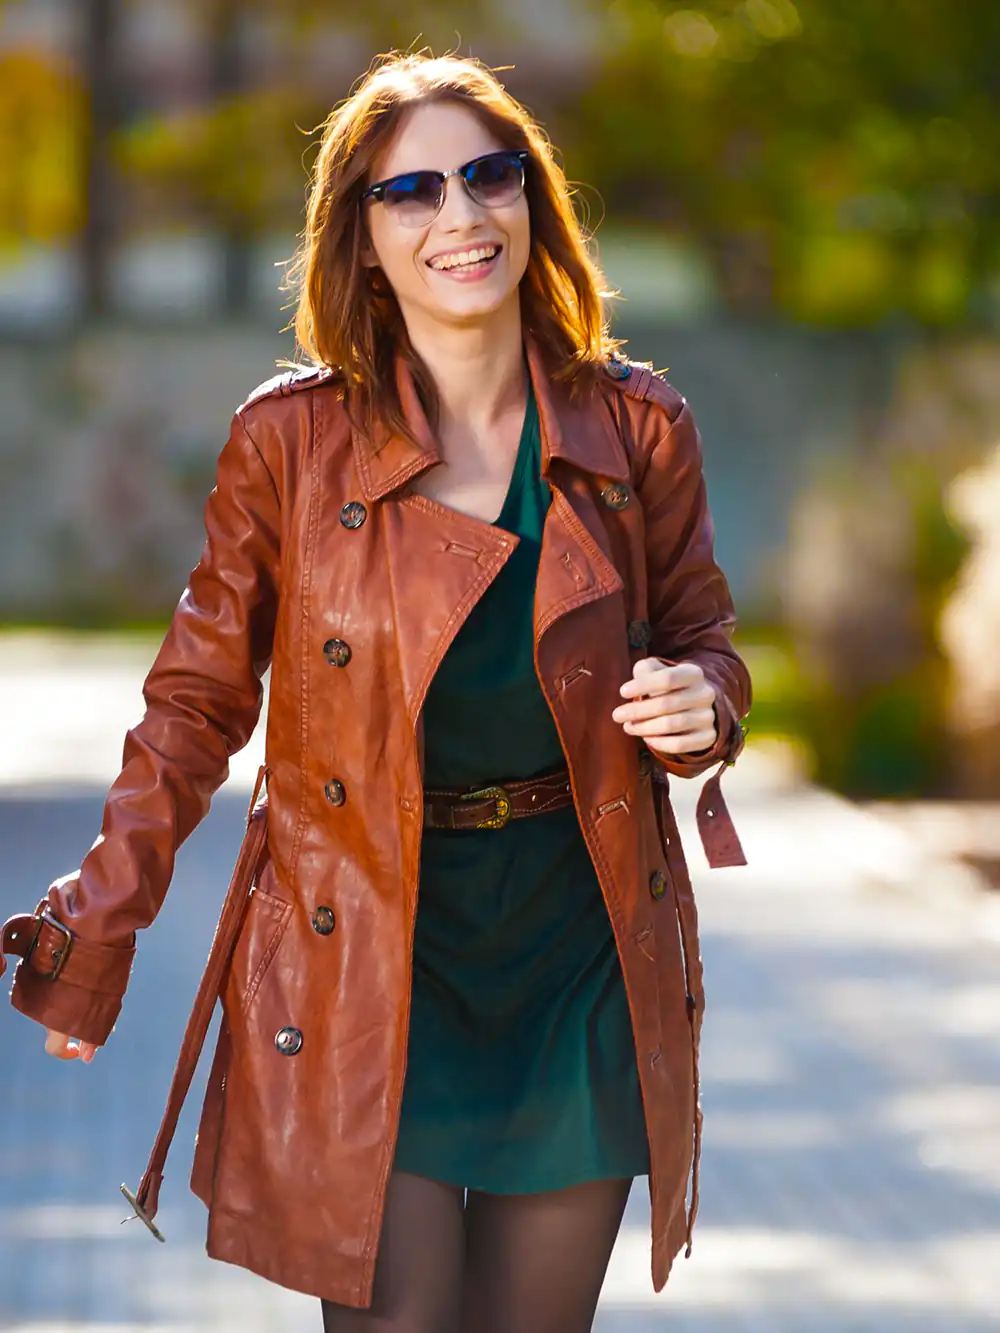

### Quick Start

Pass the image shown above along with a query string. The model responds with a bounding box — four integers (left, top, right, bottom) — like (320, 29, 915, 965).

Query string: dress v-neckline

(492, 387, 538, 530)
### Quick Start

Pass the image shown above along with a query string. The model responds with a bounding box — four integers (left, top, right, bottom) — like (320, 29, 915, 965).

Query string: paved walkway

(2, 632, 999, 1331)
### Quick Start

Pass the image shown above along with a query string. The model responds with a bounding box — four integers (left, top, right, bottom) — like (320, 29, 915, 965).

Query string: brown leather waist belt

(423, 768, 574, 831)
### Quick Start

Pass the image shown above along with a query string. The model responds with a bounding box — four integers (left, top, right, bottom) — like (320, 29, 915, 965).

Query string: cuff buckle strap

(24, 909, 74, 981)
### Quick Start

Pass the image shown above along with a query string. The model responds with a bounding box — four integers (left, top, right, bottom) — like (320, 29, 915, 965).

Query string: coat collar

(351, 335, 630, 503)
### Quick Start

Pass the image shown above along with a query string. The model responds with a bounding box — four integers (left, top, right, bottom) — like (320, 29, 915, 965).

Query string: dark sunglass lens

(466, 154, 524, 207)
(383, 171, 443, 221)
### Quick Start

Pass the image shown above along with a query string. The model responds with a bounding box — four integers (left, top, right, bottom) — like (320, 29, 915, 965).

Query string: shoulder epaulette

(601, 355, 686, 422)
(238, 363, 337, 413)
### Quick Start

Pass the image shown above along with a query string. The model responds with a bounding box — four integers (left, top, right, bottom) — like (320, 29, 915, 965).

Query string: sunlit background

(2, 2, 1000, 1330)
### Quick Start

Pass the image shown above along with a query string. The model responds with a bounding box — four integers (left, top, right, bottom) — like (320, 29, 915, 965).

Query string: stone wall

(0, 316, 901, 624)
(0, 326, 293, 622)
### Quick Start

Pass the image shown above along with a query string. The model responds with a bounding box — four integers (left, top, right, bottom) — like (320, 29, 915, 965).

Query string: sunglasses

(361, 150, 529, 227)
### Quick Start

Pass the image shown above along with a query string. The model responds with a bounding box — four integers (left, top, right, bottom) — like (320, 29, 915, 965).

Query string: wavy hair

(285, 51, 619, 446)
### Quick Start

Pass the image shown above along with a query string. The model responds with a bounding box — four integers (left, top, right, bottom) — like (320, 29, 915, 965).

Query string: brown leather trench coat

(2, 338, 751, 1308)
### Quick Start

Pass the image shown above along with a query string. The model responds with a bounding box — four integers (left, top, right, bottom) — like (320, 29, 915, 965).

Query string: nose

(437, 173, 483, 230)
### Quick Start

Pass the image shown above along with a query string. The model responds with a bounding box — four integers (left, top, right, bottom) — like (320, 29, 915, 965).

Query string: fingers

(45, 1030, 78, 1060)
(44, 1029, 97, 1063)
(643, 730, 718, 757)
(613, 691, 713, 725)
(617, 707, 717, 739)
(614, 659, 718, 754)
(619, 659, 702, 699)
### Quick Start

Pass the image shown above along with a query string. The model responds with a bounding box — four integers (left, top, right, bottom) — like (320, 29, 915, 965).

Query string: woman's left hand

(612, 658, 718, 757)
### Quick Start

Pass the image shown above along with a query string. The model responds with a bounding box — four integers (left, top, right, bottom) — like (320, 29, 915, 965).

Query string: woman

(1, 52, 750, 1333)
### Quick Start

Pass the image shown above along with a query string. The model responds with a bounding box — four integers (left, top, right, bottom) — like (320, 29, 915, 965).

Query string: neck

(403, 298, 527, 436)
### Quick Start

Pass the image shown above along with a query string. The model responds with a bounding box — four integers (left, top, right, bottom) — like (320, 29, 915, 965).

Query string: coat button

(601, 482, 631, 511)
(649, 869, 668, 900)
(312, 905, 336, 935)
(340, 501, 367, 529)
(637, 748, 655, 779)
(605, 359, 632, 381)
(628, 619, 652, 649)
(323, 638, 352, 668)
(275, 1026, 303, 1056)
(324, 779, 346, 806)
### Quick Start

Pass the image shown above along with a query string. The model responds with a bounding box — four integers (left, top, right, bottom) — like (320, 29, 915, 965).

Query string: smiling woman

(4, 47, 751, 1333)
(286, 54, 614, 451)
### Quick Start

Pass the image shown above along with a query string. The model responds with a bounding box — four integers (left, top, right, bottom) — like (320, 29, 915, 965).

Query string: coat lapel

(347, 339, 631, 704)
(525, 342, 627, 643)
(382, 495, 515, 720)
(356, 357, 515, 720)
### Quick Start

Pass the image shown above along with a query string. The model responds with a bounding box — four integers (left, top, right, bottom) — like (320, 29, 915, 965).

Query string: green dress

(393, 384, 650, 1193)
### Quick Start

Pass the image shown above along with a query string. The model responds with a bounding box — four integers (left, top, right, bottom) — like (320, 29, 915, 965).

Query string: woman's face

(362, 100, 531, 333)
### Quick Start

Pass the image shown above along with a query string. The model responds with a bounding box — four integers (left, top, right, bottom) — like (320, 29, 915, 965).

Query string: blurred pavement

(2, 631, 1000, 1332)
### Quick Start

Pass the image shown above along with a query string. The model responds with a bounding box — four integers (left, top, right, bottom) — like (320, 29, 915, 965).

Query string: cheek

(367, 216, 424, 291)
(507, 204, 532, 279)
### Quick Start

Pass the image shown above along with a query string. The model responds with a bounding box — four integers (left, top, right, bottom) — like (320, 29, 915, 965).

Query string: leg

(461, 1177, 633, 1333)
(321, 1170, 465, 1333)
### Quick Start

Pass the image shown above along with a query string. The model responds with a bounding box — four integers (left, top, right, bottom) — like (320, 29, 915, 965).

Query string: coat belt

(119, 762, 271, 1241)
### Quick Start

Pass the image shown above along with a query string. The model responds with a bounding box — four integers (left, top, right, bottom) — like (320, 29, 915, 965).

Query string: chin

(428, 285, 521, 327)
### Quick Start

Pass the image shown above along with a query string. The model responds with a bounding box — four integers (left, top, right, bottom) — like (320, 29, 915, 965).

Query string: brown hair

(285, 51, 619, 445)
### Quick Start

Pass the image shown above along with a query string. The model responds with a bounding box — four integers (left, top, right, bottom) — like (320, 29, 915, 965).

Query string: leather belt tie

(423, 768, 574, 831)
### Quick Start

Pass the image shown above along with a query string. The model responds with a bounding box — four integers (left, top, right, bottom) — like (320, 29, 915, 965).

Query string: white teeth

(430, 245, 499, 271)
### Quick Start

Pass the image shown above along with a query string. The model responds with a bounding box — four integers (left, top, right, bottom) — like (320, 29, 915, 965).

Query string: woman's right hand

(44, 1029, 97, 1063)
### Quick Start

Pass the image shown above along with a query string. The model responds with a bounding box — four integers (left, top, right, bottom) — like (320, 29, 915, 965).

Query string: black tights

(320, 1170, 633, 1333)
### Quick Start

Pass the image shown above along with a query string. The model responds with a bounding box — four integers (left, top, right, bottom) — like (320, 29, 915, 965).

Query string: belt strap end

(120, 1179, 166, 1242)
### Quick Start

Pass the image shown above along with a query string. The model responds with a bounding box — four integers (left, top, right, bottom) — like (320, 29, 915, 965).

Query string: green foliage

(6, 1, 999, 326)
(786, 456, 970, 797)
(563, 0, 1000, 325)
(0, 50, 85, 246)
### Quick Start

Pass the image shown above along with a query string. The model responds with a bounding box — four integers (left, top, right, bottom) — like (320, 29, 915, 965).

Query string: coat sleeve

(637, 397, 752, 780)
(4, 410, 281, 1045)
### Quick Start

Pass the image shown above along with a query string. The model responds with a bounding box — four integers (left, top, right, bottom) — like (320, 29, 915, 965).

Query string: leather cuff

(1, 904, 134, 996)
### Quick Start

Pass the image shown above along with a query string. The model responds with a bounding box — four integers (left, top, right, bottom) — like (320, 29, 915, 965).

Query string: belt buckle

(460, 784, 512, 830)
(120, 1183, 166, 1242)
(25, 909, 73, 980)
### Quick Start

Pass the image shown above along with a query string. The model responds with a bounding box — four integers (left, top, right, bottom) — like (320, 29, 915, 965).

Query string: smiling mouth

(427, 244, 502, 273)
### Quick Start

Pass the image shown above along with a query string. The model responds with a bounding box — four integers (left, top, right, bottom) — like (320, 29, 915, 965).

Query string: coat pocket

(228, 878, 292, 1011)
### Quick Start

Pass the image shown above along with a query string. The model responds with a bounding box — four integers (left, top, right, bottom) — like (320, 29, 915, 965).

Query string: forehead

(372, 100, 505, 179)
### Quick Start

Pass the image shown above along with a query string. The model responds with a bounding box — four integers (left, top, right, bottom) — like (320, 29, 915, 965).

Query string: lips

(427, 243, 502, 272)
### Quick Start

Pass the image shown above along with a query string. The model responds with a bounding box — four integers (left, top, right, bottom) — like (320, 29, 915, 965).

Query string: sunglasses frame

(361, 150, 530, 221)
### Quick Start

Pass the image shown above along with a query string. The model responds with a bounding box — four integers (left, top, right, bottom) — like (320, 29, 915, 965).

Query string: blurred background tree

(6, 0, 998, 327)
(2, 0, 998, 797)
(567, 0, 1000, 328)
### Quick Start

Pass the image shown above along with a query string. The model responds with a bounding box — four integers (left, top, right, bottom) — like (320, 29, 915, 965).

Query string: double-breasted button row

(326, 509, 362, 804)
(275, 1026, 303, 1055)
